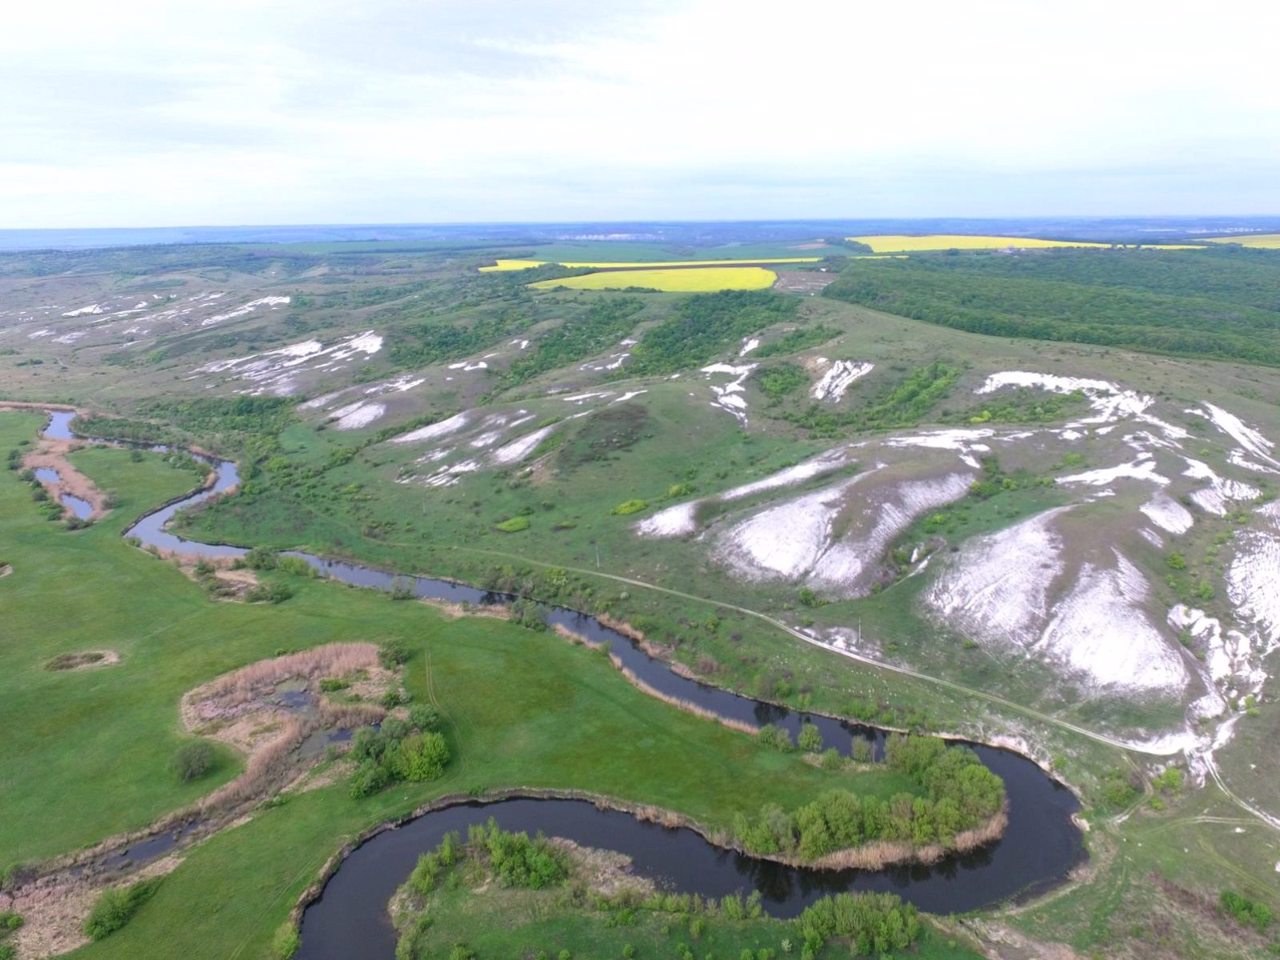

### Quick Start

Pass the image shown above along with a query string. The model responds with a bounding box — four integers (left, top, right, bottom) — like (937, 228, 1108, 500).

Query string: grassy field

(529, 267, 778, 292)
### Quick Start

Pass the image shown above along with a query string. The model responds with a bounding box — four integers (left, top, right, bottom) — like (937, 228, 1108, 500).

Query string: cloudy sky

(3, 0, 1278, 227)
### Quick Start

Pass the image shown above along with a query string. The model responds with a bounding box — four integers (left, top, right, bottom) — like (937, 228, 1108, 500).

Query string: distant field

(529, 266, 778, 292)
(850, 234, 1112, 252)
(848, 234, 1206, 253)
(481, 256, 819, 272)
(1204, 233, 1280, 248)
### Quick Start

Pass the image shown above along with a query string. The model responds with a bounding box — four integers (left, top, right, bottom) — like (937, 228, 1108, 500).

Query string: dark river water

(37, 413, 1085, 959)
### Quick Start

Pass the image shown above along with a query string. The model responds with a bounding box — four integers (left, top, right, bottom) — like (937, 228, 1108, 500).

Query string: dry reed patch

(175, 556, 259, 600)
(22, 438, 110, 520)
(187, 643, 381, 712)
(44, 649, 120, 671)
(1, 853, 183, 960)
(0, 563, 12, 578)
(807, 806, 1009, 871)
(422, 598, 511, 621)
(287, 758, 357, 795)
(181, 644, 391, 813)
(549, 838, 657, 899)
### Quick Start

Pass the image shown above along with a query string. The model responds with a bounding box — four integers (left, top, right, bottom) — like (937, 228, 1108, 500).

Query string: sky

(3, 0, 1278, 227)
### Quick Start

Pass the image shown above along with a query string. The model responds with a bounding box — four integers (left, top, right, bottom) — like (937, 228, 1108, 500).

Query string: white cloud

(2, 0, 1278, 226)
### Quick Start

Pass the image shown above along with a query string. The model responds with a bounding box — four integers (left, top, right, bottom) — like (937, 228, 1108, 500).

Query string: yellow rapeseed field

(848, 235, 1112, 253)
(480, 257, 818, 272)
(848, 235, 1205, 253)
(1204, 233, 1280, 249)
(559, 257, 818, 268)
(478, 259, 545, 272)
(529, 266, 778, 292)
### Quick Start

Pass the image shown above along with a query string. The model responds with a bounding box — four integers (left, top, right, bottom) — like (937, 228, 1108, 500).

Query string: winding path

(453, 545, 1182, 756)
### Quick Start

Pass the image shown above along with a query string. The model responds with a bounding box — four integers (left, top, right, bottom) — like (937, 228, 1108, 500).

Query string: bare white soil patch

(331, 401, 386, 430)
(719, 475, 863, 581)
(722, 449, 852, 503)
(1168, 605, 1264, 692)
(1181, 458, 1260, 516)
(199, 295, 291, 327)
(700, 362, 755, 425)
(635, 501, 698, 537)
(811, 473, 973, 590)
(1228, 502, 1280, 647)
(192, 330, 381, 396)
(978, 371, 1154, 425)
(884, 428, 993, 469)
(927, 512, 1187, 694)
(393, 411, 471, 445)
(1057, 455, 1169, 487)
(492, 425, 555, 465)
(1140, 494, 1194, 535)
(926, 507, 1071, 649)
(1192, 403, 1280, 470)
(60, 303, 103, 317)
(810, 359, 873, 402)
(1042, 553, 1187, 693)
(717, 470, 971, 596)
(637, 449, 853, 540)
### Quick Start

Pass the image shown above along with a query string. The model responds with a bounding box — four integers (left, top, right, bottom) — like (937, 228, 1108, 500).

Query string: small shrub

(394, 732, 450, 782)
(1221, 890, 1273, 932)
(379, 637, 414, 668)
(494, 516, 531, 532)
(84, 879, 161, 940)
(410, 704, 443, 732)
(381, 688, 409, 709)
(851, 738, 874, 764)
(797, 723, 823, 753)
(246, 581, 294, 604)
(757, 724, 793, 751)
(243, 546, 278, 570)
(170, 741, 215, 782)
(611, 499, 649, 516)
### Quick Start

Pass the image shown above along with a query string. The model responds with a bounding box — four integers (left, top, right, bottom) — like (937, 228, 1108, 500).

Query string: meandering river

(39, 411, 1085, 958)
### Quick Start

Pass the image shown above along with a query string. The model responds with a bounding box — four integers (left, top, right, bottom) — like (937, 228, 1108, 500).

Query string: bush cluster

(797, 892, 919, 956)
(469, 819, 569, 889)
(1221, 890, 1273, 932)
(350, 710, 450, 798)
(170, 740, 216, 783)
(84, 878, 161, 940)
(735, 735, 1004, 857)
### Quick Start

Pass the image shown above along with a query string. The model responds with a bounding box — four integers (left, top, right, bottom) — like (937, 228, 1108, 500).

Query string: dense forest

(824, 250, 1280, 367)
